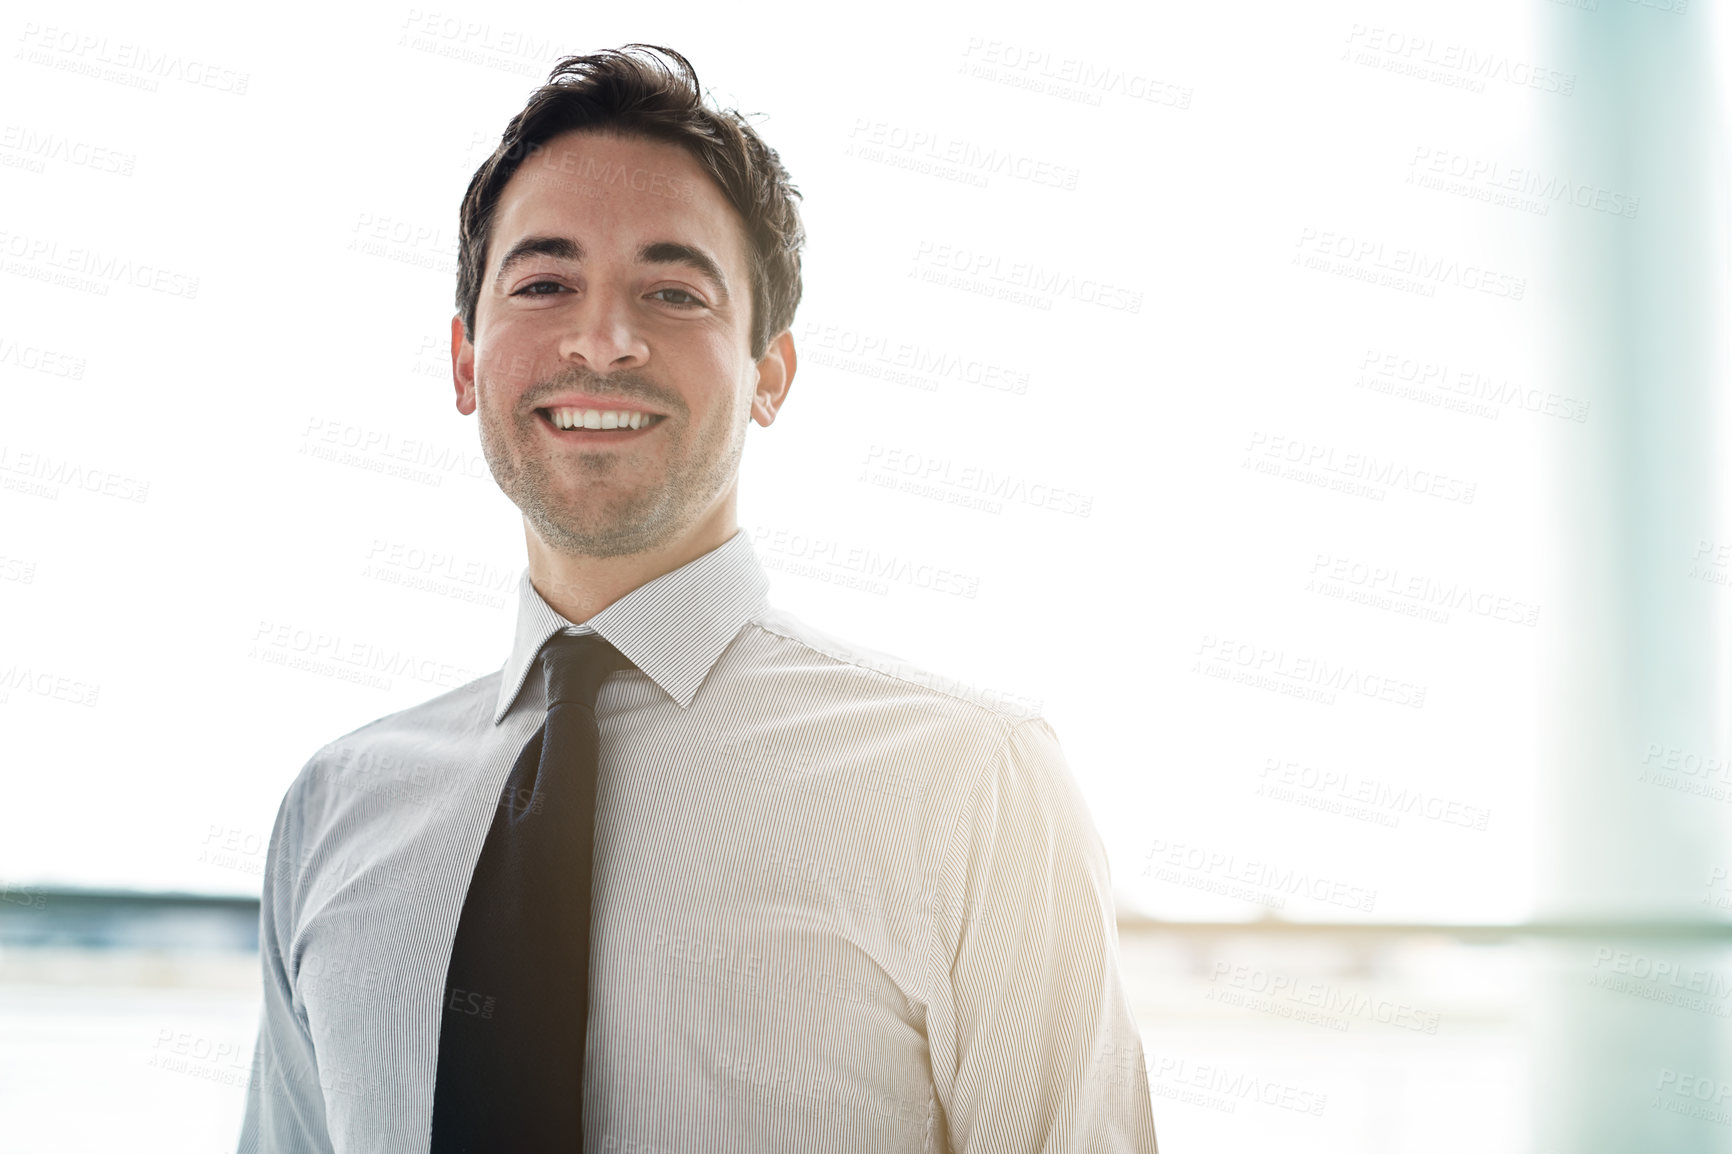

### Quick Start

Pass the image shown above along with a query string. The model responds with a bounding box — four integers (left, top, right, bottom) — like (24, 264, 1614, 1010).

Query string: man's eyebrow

(639, 241, 731, 304)
(492, 235, 583, 291)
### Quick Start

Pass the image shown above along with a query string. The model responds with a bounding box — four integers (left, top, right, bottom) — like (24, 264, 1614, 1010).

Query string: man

(239, 44, 1157, 1153)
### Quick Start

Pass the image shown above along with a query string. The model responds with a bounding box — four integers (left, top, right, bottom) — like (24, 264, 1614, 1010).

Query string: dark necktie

(430, 630, 634, 1153)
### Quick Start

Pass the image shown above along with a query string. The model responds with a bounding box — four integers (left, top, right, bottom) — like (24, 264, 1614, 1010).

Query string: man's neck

(523, 502, 738, 624)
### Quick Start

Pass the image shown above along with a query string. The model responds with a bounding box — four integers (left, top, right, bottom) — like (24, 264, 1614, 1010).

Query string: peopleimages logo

(0, 229, 199, 298)
(751, 526, 980, 599)
(957, 38, 1193, 109)
(1143, 838, 1379, 913)
(1355, 347, 1591, 424)
(1407, 146, 1640, 219)
(860, 444, 1093, 518)
(799, 321, 1030, 396)
(1341, 23, 1575, 96)
(910, 240, 1143, 313)
(1194, 632, 1428, 709)
(1293, 227, 1526, 301)
(1257, 757, 1491, 831)
(1142, 1055, 1328, 1118)
(1307, 553, 1539, 627)
(1244, 430, 1477, 506)
(15, 22, 251, 94)
(846, 118, 1080, 190)
(1207, 963, 1442, 1034)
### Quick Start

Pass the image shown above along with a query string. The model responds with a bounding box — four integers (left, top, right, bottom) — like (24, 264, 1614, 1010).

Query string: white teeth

(546, 406, 656, 430)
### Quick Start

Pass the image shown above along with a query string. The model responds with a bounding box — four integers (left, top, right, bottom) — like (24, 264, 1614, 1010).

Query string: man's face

(453, 129, 789, 559)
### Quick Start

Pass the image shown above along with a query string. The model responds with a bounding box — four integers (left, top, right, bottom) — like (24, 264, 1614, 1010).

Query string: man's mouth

(537, 406, 666, 432)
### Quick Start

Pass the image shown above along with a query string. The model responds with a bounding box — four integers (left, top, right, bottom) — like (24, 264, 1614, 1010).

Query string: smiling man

(462, 127, 781, 611)
(239, 45, 1157, 1153)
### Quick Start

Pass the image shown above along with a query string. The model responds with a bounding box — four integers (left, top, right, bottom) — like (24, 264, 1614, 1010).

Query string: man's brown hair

(456, 44, 805, 360)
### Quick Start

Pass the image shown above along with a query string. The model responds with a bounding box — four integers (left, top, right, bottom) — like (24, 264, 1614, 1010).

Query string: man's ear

(452, 314, 476, 416)
(751, 330, 796, 426)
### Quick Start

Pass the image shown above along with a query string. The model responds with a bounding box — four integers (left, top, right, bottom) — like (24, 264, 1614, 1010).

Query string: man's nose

(557, 290, 649, 370)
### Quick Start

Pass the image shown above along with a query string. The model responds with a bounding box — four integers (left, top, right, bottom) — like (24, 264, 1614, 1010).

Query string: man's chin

(524, 503, 680, 560)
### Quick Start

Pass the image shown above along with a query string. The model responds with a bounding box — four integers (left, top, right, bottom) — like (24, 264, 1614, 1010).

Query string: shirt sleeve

(926, 716, 1159, 1153)
(237, 777, 336, 1154)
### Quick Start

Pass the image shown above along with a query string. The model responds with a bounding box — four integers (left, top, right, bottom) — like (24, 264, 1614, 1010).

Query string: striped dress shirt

(238, 527, 1159, 1153)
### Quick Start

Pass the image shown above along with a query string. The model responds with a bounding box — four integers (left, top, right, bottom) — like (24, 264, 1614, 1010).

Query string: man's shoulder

(280, 669, 504, 808)
(741, 604, 1045, 731)
(315, 667, 501, 760)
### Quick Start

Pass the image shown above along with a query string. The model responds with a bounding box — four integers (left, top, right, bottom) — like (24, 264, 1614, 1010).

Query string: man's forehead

(491, 130, 744, 263)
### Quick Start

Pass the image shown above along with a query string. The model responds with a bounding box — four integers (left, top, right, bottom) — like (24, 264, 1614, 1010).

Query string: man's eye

(651, 288, 702, 306)
(512, 281, 566, 296)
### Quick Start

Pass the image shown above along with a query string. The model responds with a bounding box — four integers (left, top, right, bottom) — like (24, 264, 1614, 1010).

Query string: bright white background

(5, 4, 1732, 1154)
(0, 0, 1722, 926)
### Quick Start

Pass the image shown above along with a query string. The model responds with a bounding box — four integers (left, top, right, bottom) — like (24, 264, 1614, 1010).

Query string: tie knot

(540, 632, 633, 710)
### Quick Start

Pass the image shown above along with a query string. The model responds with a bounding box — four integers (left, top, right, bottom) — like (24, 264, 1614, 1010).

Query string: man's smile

(535, 405, 668, 439)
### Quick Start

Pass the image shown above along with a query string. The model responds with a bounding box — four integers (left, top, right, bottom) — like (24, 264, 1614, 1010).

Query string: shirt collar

(493, 528, 770, 723)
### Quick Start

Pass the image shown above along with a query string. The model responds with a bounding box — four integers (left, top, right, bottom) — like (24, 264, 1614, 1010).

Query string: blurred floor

(0, 949, 260, 1153)
(1118, 928, 1532, 1153)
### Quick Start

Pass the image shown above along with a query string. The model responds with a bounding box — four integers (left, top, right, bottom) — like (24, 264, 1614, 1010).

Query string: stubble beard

(477, 374, 747, 560)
